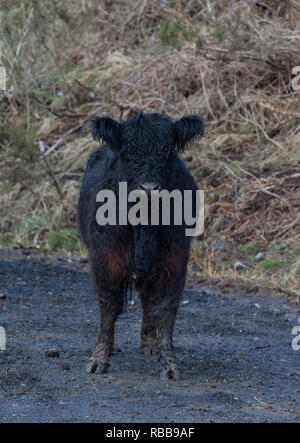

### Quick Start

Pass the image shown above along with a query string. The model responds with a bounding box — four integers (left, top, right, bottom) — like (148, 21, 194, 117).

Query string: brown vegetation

(1, 0, 300, 296)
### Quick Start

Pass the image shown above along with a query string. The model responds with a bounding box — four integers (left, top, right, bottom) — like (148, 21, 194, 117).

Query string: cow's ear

(91, 117, 122, 149)
(174, 115, 205, 152)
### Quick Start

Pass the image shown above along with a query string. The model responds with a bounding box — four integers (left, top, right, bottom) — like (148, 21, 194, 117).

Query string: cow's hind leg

(86, 286, 123, 374)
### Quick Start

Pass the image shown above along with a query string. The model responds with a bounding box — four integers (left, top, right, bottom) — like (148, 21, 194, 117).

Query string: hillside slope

(1, 0, 300, 296)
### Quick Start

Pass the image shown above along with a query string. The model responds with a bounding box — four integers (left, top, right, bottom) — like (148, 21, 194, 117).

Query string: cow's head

(91, 112, 204, 192)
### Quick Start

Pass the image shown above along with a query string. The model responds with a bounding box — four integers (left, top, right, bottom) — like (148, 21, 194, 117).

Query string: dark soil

(0, 259, 299, 423)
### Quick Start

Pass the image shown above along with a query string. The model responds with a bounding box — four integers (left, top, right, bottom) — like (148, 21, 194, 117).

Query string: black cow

(78, 112, 204, 380)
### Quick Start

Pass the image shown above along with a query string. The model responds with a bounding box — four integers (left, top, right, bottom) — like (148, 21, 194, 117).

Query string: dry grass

(1, 0, 300, 297)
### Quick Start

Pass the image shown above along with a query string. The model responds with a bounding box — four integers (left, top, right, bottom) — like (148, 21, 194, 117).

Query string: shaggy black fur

(78, 112, 204, 379)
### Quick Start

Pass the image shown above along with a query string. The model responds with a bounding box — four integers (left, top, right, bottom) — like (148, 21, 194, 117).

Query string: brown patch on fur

(156, 245, 185, 287)
(101, 247, 129, 282)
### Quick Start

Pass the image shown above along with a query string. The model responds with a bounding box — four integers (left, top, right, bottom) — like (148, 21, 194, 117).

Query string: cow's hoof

(141, 345, 153, 355)
(86, 360, 109, 375)
(95, 363, 109, 374)
(160, 368, 180, 381)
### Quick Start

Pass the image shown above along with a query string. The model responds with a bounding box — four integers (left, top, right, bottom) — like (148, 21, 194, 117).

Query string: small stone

(0, 293, 6, 300)
(60, 362, 70, 371)
(255, 252, 264, 261)
(57, 256, 67, 262)
(45, 349, 60, 358)
(234, 261, 249, 270)
(182, 300, 189, 305)
(15, 384, 28, 396)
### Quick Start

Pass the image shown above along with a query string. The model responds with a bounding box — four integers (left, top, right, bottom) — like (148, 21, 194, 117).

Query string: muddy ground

(0, 258, 299, 423)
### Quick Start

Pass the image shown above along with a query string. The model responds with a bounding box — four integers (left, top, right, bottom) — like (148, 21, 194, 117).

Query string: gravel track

(0, 259, 299, 423)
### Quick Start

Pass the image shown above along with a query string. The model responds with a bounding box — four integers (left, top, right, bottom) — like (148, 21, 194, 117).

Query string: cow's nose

(139, 182, 161, 195)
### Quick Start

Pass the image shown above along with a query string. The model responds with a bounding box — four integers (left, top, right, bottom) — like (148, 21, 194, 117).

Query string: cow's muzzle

(139, 182, 161, 196)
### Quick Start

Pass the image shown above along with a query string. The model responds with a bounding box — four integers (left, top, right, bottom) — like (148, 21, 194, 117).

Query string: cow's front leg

(140, 281, 183, 380)
(140, 302, 158, 355)
(86, 288, 123, 374)
(156, 303, 180, 380)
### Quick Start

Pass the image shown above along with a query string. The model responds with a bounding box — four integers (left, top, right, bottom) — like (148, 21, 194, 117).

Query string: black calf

(78, 112, 204, 379)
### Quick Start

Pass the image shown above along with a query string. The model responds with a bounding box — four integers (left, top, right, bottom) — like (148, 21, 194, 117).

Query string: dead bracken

(0, 0, 300, 296)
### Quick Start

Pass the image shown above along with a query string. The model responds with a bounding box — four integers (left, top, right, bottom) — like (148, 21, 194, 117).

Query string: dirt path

(0, 259, 299, 423)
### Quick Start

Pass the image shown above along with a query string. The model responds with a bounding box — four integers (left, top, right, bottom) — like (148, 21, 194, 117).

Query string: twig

(32, 227, 49, 248)
(39, 144, 64, 201)
(249, 118, 291, 158)
(12, 8, 34, 69)
(43, 119, 89, 156)
(42, 105, 103, 156)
